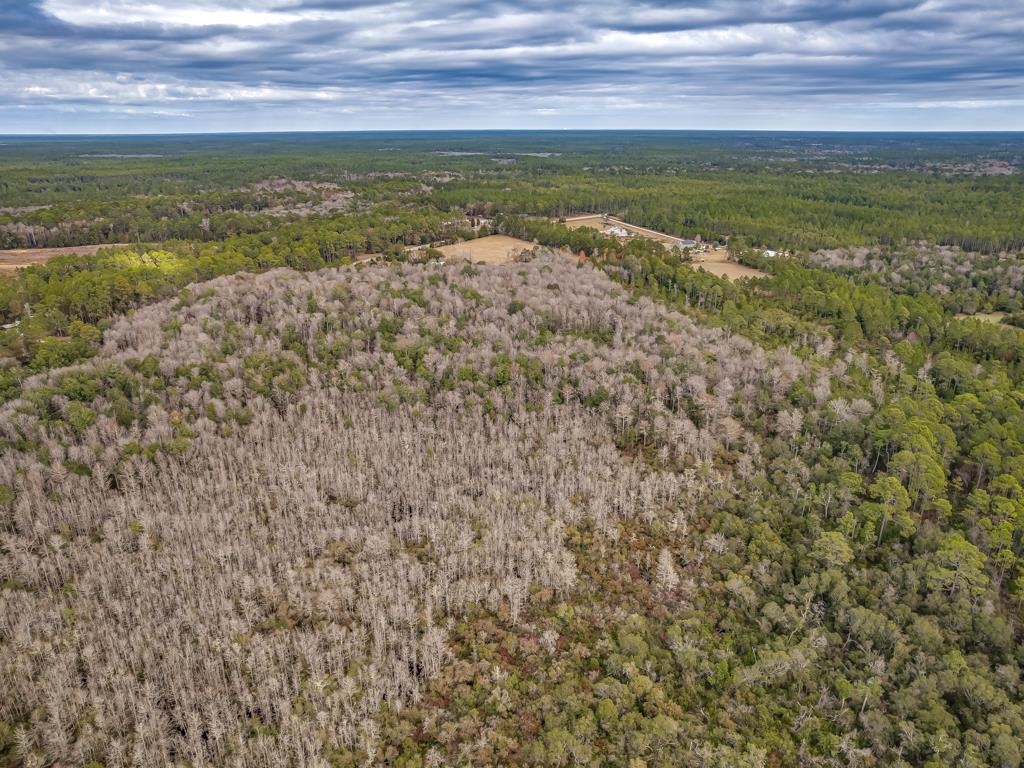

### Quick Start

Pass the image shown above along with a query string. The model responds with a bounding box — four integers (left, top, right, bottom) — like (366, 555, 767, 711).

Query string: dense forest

(2, 133, 1023, 253)
(2, 132, 1024, 767)
(807, 244, 1024, 317)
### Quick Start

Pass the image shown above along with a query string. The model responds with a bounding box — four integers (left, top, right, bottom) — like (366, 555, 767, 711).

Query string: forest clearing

(0, 243, 132, 272)
(560, 214, 767, 280)
(955, 311, 1007, 324)
(435, 234, 537, 263)
(690, 248, 768, 280)
(562, 213, 680, 245)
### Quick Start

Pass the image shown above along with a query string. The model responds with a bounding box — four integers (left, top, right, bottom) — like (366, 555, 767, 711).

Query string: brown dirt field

(562, 215, 768, 282)
(691, 247, 768, 281)
(436, 235, 537, 264)
(563, 214, 679, 245)
(0, 243, 132, 272)
(563, 214, 606, 230)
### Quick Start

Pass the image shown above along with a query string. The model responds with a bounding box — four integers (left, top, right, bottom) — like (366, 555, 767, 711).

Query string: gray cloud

(0, 0, 1022, 132)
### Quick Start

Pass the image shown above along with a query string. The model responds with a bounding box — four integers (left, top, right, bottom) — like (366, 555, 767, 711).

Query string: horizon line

(3, 128, 1024, 139)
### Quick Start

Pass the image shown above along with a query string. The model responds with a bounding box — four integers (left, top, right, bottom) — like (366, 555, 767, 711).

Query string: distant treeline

(1, 133, 1022, 253)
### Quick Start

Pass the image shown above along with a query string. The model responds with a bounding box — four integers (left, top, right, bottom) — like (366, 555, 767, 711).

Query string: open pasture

(436, 235, 537, 264)
(0, 243, 133, 272)
(561, 215, 767, 280)
(691, 247, 768, 280)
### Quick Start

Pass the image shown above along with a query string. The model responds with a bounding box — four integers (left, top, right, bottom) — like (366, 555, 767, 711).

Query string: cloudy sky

(1, 0, 1022, 133)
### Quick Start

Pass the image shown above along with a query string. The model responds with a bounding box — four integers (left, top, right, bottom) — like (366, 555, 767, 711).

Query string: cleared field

(0, 243, 132, 272)
(563, 214, 679, 245)
(692, 248, 768, 281)
(955, 311, 1008, 324)
(563, 214, 609, 230)
(436, 235, 537, 264)
(562, 215, 767, 281)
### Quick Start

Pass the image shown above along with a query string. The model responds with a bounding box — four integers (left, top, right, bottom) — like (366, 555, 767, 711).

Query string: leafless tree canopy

(0, 256, 804, 766)
(808, 244, 1024, 306)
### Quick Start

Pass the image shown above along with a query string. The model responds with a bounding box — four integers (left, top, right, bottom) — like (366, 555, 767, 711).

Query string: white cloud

(41, 0, 399, 29)
(2, 0, 1021, 131)
(44, 1, 298, 28)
